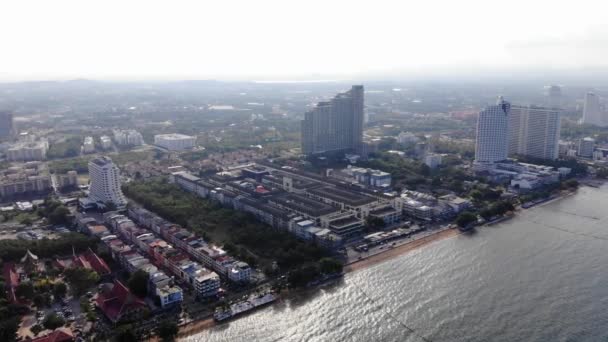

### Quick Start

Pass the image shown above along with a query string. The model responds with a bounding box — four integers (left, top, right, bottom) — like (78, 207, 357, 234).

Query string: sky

(2, 0, 608, 81)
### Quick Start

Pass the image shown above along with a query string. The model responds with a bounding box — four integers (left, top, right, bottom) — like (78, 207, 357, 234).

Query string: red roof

(28, 328, 74, 342)
(55, 249, 110, 276)
(83, 248, 111, 275)
(96, 280, 146, 323)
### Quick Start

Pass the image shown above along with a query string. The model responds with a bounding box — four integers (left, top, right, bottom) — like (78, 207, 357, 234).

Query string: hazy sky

(2, 0, 608, 81)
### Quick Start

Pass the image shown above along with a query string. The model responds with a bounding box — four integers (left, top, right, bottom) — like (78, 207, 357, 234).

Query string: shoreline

(176, 188, 582, 339)
(343, 228, 460, 273)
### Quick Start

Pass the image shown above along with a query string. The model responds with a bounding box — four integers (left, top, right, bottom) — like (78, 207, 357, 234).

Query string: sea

(185, 185, 608, 342)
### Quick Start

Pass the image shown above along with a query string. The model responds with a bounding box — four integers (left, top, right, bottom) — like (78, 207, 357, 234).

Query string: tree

(42, 313, 65, 330)
(48, 206, 70, 225)
(157, 320, 178, 342)
(0, 317, 19, 342)
(30, 324, 43, 336)
(33, 294, 50, 308)
(127, 270, 149, 298)
(53, 282, 67, 299)
(115, 325, 136, 342)
(319, 258, 343, 275)
(64, 268, 100, 296)
(455, 212, 477, 228)
(15, 282, 34, 300)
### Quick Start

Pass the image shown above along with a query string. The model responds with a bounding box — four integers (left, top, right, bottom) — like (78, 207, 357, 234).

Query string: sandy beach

(344, 228, 460, 273)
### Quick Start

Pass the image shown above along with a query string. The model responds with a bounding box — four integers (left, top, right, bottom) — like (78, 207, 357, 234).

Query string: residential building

(154, 133, 196, 150)
(582, 92, 604, 126)
(0, 111, 14, 138)
(301, 85, 364, 155)
(100, 135, 112, 150)
(228, 262, 252, 283)
(508, 105, 561, 160)
(88, 156, 127, 207)
(396, 131, 419, 145)
(6, 140, 49, 161)
(0, 162, 52, 198)
(545, 85, 562, 108)
(474, 96, 510, 168)
(577, 137, 595, 158)
(82, 136, 95, 153)
(424, 153, 442, 169)
(56, 171, 78, 189)
(113, 129, 144, 146)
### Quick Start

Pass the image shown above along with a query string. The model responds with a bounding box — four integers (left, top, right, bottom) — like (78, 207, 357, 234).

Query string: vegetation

(157, 320, 179, 341)
(49, 156, 90, 173)
(597, 167, 608, 179)
(455, 212, 477, 228)
(127, 270, 149, 298)
(0, 272, 29, 341)
(0, 233, 97, 262)
(47, 136, 82, 159)
(64, 267, 100, 296)
(37, 198, 71, 225)
(15, 282, 34, 300)
(115, 324, 137, 342)
(42, 313, 65, 330)
(319, 258, 343, 275)
(53, 282, 68, 299)
(122, 179, 330, 273)
(479, 201, 514, 220)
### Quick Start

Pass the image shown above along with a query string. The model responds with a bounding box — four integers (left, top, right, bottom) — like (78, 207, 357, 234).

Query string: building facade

(301, 85, 364, 155)
(582, 92, 604, 126)
(508, 105, 561, 160)
(88, 156, 127, 207)
(0, 112, 13, 138)
(154, 134, 196, 150)
(475, 97, 510, 167)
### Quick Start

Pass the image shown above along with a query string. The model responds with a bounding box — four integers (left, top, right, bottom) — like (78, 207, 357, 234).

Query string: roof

(96, 280, 146, 323)
(21, 249, 39, 263)
(27, 328, 74, 342)
(55, 248, 111, 275)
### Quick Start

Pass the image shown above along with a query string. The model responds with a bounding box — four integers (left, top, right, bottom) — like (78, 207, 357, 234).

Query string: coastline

(175, 187, 583, 339)
(344, 228, 460, 273)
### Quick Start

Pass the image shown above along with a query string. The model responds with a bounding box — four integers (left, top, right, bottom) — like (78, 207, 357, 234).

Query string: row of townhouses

(125, 207, 252, 283)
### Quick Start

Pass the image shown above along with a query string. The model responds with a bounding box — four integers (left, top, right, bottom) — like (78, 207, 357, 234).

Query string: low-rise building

(100, 135, 112, 150)
(6, 140, 48, 161)
(424, 153, 443, 169)
(56, 171, 78, 189)
(154, 133, 196, 151)
(82, 136, 95, 153)
(96, 280, 147, 323)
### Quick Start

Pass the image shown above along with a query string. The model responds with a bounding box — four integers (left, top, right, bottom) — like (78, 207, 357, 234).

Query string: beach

(344, 228, 461, 273)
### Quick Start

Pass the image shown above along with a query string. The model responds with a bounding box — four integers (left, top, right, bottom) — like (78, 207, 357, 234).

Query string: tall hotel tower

(301, 85, 364, 155)
(508, 105, 561, 160)
(582, 92, 604, 126)
(88, 156, 127, 207)
(474, 97, 510, 169)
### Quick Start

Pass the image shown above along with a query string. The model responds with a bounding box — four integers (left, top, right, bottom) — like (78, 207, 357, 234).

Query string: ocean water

(185, 185, 608, 342)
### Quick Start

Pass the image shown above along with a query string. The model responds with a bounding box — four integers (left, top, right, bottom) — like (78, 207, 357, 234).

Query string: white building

(113, 129, 144, 146)
(475, 97, 510, 169)
(397, 131, 420, 145)
(228, 261, 252, 283)
(6, 140, 48, 161)
(424, 153, 442, 169)
(154, 134, 196, 151)
(88, 156, 127, 207)
(508, 105, 561, 160)
(582, 92, 604, 126)
(83, 136, 95, 153)
(100, 136, 112, 150)
(577, 137, 595, 158)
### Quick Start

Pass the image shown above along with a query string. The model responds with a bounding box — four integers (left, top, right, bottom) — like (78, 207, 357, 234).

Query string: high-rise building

(577, 137, 595, 158)
(582, 92, 604, 126)
(301, 85, 364, 155)
(474, 97, 510, 167)
(0, 112, 14, 138)
(545, 85, 562, 108)
(508, 105, 561, 160)
(88, 156, 127, 207)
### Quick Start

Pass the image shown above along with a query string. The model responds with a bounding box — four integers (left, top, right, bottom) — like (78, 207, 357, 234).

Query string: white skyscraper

(88, 156, 127, 207)
(508, 105, 561, 160)
(474, 97, 510, 168)
(582, 92, 604, 126)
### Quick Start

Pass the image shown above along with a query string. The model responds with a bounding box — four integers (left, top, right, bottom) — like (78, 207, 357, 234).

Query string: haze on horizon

(3, 0, 608, 82)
